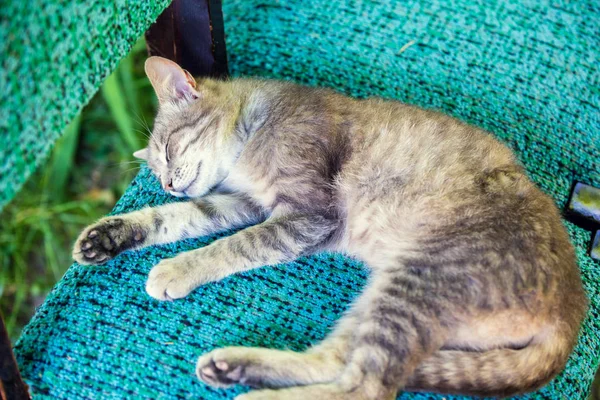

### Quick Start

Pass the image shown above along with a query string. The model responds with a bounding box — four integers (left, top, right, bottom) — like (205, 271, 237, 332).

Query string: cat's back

(243, 79, 515, 182)
(335, 96, 517, 191)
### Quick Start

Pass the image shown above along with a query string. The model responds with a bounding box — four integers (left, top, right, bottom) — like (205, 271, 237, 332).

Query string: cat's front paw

(73, 217, 145, 265)
(146, 254, 198, 300)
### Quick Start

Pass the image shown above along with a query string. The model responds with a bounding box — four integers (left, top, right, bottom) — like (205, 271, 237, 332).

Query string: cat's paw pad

(196, 348, 254, 388)
(73, 218, 144, 265)
(146, 256, 195, 301)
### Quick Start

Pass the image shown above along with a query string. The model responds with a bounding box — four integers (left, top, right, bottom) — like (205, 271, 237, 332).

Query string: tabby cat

(73, 56, 587, 400)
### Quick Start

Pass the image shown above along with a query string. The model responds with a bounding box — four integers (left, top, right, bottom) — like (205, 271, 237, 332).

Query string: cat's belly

(443, 309, 551, 352)
(334, 183, 432, 268)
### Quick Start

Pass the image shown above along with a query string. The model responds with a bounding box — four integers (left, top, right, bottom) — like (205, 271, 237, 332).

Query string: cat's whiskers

(109, 160, 146, 167)
(120, 166, 143, 175)
(133, 127, 151, 140)
(133, 111, 155, 141)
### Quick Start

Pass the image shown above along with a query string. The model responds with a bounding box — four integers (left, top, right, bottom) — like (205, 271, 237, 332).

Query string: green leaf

(43, 115, 81, 203)
(101, 71, 141, 155)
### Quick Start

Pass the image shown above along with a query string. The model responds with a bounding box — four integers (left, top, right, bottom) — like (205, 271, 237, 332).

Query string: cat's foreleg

(73, 193, 265, 265)
(145, 212, 338, 300)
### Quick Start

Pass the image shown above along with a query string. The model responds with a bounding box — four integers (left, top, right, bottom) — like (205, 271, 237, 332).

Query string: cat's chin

(168, 191, 188, 198)
(169, 186, 212, 199)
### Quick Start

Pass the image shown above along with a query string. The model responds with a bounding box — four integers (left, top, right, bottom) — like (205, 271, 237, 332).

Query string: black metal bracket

(564, 181, 600, 260)
(145, 0, 228, 78)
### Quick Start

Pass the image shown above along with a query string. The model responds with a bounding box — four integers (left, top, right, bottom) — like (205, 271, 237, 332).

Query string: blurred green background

(0, 37, 156, 342)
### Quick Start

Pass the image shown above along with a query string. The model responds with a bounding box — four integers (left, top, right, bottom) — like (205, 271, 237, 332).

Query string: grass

(0, 36, 156, 342)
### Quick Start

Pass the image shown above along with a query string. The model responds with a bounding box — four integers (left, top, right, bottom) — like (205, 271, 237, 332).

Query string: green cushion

(0, 0, 171, 211)
(14, 0, 600, 398)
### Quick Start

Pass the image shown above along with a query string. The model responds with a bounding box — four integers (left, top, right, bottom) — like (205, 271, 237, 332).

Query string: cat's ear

(133, 148, 149, 160)
(144, 56, 199, 104)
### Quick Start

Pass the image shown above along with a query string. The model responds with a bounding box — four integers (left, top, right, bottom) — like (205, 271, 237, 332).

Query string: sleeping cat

(73, 56, 587, 400)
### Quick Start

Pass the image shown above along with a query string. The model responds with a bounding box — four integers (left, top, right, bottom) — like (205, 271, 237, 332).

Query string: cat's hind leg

(234, 382, 397, 400)
(197, 268, 459, 399)
(196, 314, 396, 399)
(196, 315, 357, 388)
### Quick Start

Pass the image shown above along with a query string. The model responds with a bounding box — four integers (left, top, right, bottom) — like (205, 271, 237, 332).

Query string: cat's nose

(164, 179, 174, 191)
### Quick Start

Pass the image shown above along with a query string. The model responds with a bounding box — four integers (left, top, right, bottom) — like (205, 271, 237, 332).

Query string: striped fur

(73, 57, 587, 399)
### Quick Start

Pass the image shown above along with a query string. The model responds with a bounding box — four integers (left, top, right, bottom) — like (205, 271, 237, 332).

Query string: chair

(3, 0, 599, 398)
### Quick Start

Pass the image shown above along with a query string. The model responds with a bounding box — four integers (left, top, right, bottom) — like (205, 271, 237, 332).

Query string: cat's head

(134, 56, 241, 198)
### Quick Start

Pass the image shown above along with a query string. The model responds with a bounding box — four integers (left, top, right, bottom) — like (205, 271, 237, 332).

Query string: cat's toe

(198, 359, 243, 388)
(73, 235, 110, 265)
(73, 218, 144, 265)
(196, 349, 250, 388)
(145, 257, 195, 301)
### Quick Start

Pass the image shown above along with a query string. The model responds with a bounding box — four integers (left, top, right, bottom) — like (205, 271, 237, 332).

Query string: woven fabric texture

(0, 0, 171, 211)
(14, 0, 600, 399)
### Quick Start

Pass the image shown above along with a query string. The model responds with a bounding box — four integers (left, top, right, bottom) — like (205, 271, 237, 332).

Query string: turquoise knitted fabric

(0, 0, 171, 211)
(14, 0, 600, 398)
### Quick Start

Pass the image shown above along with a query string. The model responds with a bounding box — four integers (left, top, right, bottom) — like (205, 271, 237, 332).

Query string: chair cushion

(14, 0, 600, 398)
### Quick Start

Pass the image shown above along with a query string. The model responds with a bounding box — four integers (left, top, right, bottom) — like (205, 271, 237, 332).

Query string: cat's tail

(405, 328, 574, 397)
